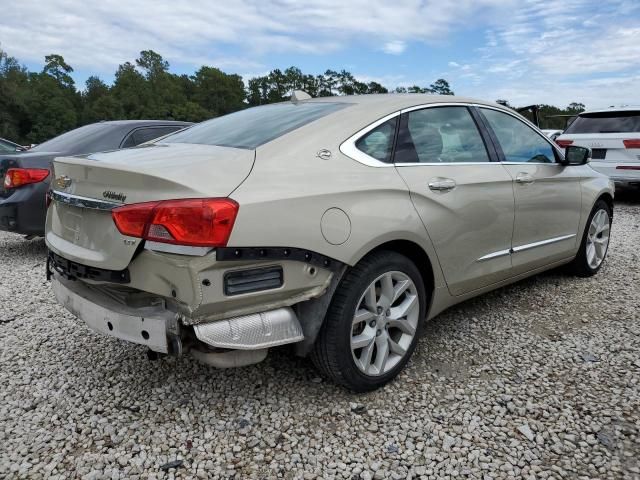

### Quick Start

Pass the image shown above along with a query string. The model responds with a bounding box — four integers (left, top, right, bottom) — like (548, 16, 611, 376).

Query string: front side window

(394, 106, 490, 163)
(481, 108, 556, 164)
(355, 118, 397, 163)
(162, 102, 349, 149)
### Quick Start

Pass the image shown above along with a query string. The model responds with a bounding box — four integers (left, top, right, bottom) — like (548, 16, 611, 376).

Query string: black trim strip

(216, 247, 344, 272)
(48, 250, 130, 283)
(468, 106, 502, 163)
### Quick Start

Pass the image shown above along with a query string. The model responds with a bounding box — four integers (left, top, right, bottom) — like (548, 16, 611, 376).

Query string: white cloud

(382, 41, 407, 55)
(2, 0, 639, 109)
(0, 0, 510, 73)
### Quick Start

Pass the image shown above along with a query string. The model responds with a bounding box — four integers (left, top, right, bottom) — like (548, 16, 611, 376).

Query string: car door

(392, 105, 515, 296)
(478, 107, 582, 275)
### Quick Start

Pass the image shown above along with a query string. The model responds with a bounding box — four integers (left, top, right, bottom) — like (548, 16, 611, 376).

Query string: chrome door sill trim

(477, 234, 576, 262)
(477, 248, 511, 262)
(512, 234, 576, 253)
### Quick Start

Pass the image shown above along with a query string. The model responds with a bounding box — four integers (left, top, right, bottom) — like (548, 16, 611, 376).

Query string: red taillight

(4, 168, 49, 189)
(111, 198, 239, 247)
(623, 139, 640, 149)
(556, 139, 573, 148)
(111, 201, 159, 238)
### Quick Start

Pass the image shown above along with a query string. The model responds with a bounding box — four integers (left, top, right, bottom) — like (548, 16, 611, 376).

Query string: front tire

(311, 251, 427, 392)
(570, 199, 612, 277)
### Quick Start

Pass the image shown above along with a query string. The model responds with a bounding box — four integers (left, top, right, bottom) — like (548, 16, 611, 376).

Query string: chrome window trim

(340, 102, 500, 167)
(50, 190, 120, 210)
(339, 111, 400, 167)
(472, 103, 566, 164)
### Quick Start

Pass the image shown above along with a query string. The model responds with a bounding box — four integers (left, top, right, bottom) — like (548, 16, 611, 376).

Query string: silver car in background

(46, 94, 614, 391)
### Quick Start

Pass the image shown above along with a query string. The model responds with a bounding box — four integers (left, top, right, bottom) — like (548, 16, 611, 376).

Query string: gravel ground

(1, 196, 639, 480)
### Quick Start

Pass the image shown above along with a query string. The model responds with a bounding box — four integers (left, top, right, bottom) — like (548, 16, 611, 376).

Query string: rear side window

(162, 102, 349, 149)
(564, 111, 640, 134)
(395, 106, 490, 163)
(122, 126, 185, 148)
(355, 118, 397, 163)
(481, 108, 556, 164)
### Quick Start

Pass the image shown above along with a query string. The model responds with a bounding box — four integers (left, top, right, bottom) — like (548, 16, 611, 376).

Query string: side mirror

(563, 145, 590, 166)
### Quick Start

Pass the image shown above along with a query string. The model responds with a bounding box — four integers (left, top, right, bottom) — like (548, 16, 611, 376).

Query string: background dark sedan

(0, 120, 192, 236)
(0, 138, 27, 153)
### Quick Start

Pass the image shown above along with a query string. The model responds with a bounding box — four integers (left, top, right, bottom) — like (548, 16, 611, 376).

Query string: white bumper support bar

(52, 275, 174, 353)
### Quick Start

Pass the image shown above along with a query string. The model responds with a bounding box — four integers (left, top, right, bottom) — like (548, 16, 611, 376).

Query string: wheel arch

(365, 239, 435, 300)
(294, 237, 438, 357)
(597, 192, 614, 217)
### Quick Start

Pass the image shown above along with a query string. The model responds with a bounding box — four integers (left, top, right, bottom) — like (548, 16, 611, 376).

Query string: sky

(1, 0, 639, 109)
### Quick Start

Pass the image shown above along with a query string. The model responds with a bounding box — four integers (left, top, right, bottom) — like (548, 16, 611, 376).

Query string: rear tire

(569, 199, 612, 277)
(311, 250, 427, 392)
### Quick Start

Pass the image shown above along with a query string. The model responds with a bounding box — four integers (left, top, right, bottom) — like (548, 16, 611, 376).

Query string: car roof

(303, 93, 501, 110)
(579, 105, 640, 115)
(94, 120, 194, 127)
(255, 94, 517, 153)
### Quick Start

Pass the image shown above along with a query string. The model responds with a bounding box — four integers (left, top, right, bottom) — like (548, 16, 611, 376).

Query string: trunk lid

(46, 143, 254, 271)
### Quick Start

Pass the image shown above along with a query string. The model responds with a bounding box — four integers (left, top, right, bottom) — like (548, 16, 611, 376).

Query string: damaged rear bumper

(51, 274, 306, 358)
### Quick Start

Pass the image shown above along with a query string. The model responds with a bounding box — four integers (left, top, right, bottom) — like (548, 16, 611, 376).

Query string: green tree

(81, 76, 121, 123)
(192, 66, 245, 116)
(429, 78, 453, 95)
(111, 62, 151, 118)
(43, 54, 75, 89)
(0, 49, 29, 141)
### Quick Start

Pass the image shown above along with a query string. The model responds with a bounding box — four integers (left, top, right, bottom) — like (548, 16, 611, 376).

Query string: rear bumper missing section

(51, 274, 305, 356)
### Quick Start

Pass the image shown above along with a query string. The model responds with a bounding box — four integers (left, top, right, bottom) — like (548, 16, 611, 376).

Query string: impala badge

(54, 175, 72, 190)
(103, 190, 127, 202)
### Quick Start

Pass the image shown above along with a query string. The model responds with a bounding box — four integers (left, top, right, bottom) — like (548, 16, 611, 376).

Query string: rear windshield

(161, 102, 349, 149)
(30, 123, 118, 153)
(564, 111, 640, 134)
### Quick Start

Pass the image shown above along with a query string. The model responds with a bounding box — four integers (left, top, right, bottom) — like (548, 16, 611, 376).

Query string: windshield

(30, 123, 119, 153)
(161, 102, 350, 149)
(564, 111, 640, 134)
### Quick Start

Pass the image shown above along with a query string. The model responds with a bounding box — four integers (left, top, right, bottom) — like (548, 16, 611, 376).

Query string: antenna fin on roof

(291, 90, 312, 103)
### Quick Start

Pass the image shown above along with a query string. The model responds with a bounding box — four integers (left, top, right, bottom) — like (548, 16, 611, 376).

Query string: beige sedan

(45, 94, 613, 391)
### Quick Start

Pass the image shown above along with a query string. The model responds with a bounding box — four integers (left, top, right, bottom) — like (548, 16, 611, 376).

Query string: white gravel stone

(0, 197, 639, 479)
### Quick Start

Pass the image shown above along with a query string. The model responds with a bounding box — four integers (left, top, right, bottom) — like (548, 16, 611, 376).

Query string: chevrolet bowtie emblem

(54, 175, 72, 189)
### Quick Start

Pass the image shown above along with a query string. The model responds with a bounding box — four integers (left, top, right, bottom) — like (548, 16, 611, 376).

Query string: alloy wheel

(350, 271, 419, 376)
(586, 208, 610, 269)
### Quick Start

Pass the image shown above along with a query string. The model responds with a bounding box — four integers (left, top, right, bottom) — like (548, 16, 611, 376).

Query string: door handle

(428, 178, 456, 192)
(515, 173, 535, 184)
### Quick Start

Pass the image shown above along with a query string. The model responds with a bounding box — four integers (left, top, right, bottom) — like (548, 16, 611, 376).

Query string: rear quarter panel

(228, 130, 446, 290)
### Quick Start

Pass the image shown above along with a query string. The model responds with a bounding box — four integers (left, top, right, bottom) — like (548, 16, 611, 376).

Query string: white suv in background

(556, 107, 640, 189)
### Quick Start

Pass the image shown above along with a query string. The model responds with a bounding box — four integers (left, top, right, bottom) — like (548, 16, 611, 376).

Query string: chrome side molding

(512, 234, 576, 253)
(477, 234, 577, 262)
